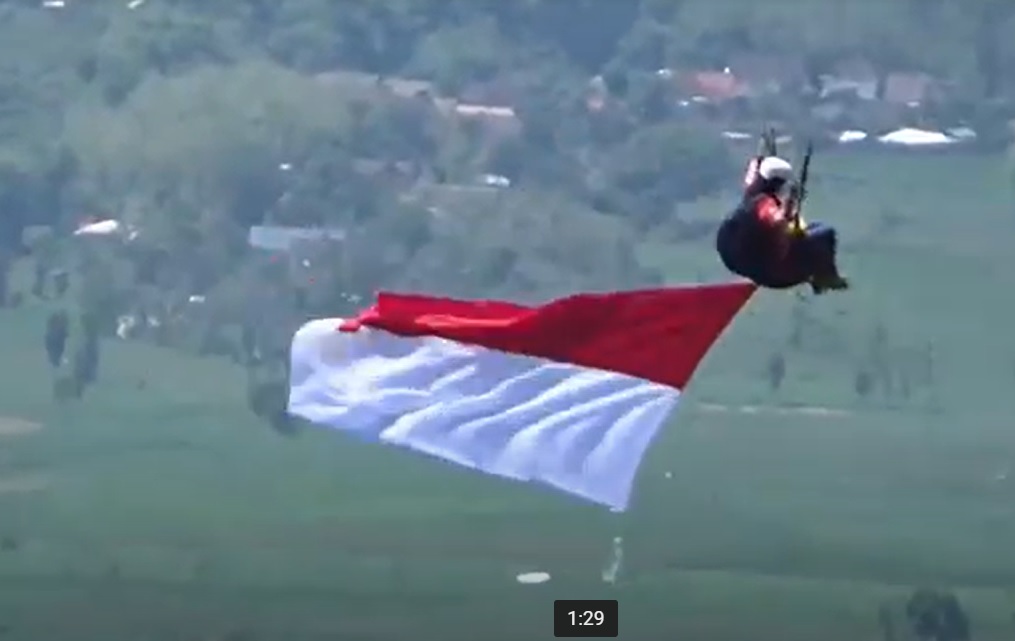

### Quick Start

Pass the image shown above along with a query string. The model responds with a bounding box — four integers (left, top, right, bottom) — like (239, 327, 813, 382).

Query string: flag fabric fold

(288, 282, 755, 511)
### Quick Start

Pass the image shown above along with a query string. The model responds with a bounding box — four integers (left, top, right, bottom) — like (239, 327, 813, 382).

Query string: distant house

(458, 79, 519, 109)
(726, 53, 807, 96)
(883, 72, 939, 106)
(406, 183, 503, 217)
(446, 103, 521, 141)
(681, 70, 749, 103)
(811, 101, 850, 126)
(454, 104, 516, 119)
(313, 70, 382, 94)
(674, 55, 805, 103)
(248, 226, 346, 252)
(313, 70, 435, 101)
(820, 58, 879, 100)
(248, 226, 348, 278)
(586, 75, 609, 112)
(431, 96, 458, 114)
(450, 79, 522, 133)
(383, 77, 435, 100)
(352, 159, 420, 185)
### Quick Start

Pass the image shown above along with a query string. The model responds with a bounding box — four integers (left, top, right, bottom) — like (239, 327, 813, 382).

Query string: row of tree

(0, 0, 1005, 429)
(762, 305, 938, 410)
(31, 1, 1015, 95)
(5, 0, 1015, 256)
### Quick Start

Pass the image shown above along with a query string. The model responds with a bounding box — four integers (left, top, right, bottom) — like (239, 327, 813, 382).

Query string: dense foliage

(4, 0, 1013, 416)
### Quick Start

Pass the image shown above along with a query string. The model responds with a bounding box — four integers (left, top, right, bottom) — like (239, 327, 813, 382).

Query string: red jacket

(742, 158, 788, 226)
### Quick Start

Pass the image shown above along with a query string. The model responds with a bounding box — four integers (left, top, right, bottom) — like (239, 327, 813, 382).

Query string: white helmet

(757, 156, 794, 182)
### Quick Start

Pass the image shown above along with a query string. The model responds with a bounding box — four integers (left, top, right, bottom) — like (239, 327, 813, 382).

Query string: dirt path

(696, 403, 851, 418)
(0, 417, 43, 438)
(0, 474, 51, 495)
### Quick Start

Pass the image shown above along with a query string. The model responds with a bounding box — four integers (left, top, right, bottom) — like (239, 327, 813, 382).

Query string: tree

(69, 315, 101, 397)
(0, 0, 1004, 418)
(766, 353, 786, 392)
(504, 0, 639, 72)
(64, 61, 359, 296)
(44, 311, 69, 369)
(601, 122, 733, 227)
(351, 94, 442, 165)
(610, 17, 670, 72)
(878, 602, 897, 641)
(905, 588, 971, 641)
(89, 4, 242, 104)
(404, 189, 657, 300)
(484, 136, 527, 182)
(246, 360, 299, 436)
(854, 369, 873, 400)
(405, 19, 510, 94)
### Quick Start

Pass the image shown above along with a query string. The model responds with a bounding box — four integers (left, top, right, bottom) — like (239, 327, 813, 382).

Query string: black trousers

(717, 217, 838, 289)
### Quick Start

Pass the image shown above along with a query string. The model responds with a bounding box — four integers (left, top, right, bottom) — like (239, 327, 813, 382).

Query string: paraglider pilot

(716, 132, 848, 294)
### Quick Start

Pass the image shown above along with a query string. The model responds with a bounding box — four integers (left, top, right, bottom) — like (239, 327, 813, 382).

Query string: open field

(0, 151, 1014, 640)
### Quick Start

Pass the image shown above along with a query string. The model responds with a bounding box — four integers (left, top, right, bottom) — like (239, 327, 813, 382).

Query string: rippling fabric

(288, 284, 755, 511)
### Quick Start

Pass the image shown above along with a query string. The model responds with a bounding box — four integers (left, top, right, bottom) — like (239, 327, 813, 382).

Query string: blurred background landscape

(1, 1, 1015, 639)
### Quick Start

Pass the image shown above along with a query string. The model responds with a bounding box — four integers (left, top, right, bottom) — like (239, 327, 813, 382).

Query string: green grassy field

(1, 150, 1015, 640)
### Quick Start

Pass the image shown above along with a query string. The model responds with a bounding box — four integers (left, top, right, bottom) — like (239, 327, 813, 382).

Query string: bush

(905, 588, 970, 641)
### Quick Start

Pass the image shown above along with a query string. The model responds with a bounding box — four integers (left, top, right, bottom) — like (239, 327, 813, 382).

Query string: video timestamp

(553, 599, 618, 637)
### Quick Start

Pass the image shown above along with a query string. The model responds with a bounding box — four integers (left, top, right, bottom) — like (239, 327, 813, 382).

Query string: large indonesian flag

(288, 283, 756, 511)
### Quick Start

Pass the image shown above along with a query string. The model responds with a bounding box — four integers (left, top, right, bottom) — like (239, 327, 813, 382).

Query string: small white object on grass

(664, 471, 672, 479)
(74, 218, 121, 236)
(127, 0, 145, 8)
(602, 536, 623, 584)
(116, 315, 137, 339)
(515, 571, 550, 584)
(838, 130, 868, 143)
(877, 127, 956, 146)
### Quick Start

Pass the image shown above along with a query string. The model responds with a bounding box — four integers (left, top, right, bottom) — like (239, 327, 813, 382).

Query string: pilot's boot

(809, 269, 849, 295)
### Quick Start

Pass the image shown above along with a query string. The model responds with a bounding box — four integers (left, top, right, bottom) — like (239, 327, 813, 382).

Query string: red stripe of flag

(338, 283, 756, 390)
